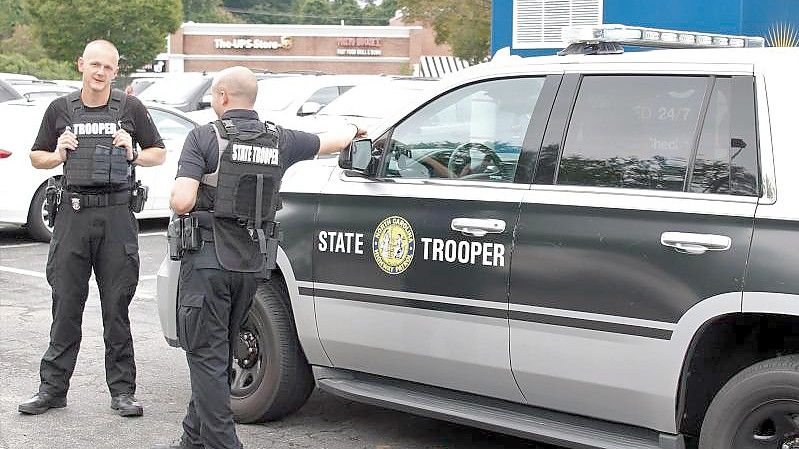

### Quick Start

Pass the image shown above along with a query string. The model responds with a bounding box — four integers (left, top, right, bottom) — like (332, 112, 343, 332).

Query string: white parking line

(0, 266, 46, 279)
(0, 243, 43, 249)
(0, 231, 164, 249)
(0, 265, 158, 283)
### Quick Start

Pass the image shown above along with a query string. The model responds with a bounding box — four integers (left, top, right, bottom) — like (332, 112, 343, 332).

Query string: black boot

(110, 393, 143, 417)
(18, 392, 67, 415)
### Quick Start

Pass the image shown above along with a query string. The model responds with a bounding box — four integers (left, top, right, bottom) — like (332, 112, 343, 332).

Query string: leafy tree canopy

(397, 0, 490, 64)
(24, 0, 182, 75)
(184, 0, 237, 23)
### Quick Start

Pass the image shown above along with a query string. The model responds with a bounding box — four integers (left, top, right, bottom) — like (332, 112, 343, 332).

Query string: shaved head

(82, 40, 119, 65)
(212, 66, 258, 108)
(77, 39, 120, 103)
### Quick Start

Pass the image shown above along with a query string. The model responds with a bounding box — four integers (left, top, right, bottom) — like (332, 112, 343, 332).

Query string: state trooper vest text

(196, 118, 282, 272)
(63, 89, 132, 189)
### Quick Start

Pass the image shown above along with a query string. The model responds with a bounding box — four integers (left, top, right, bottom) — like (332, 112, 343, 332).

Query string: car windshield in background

(0, 79, 22, 103)
(139, 73, 208, 105)
(7, 80, 76, 100)
(318, 79, 439, 119)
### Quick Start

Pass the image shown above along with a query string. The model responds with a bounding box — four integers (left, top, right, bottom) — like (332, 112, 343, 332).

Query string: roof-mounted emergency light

(558, 24, 766, 55)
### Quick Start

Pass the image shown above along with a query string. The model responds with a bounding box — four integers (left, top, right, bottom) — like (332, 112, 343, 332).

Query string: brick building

(165, 16, 453, 75)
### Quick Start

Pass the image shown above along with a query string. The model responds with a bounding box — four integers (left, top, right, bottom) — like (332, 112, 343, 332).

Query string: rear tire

(699, 355, 799, 449)
(230, 276, 315, 423)
(27, 183, 53, 243)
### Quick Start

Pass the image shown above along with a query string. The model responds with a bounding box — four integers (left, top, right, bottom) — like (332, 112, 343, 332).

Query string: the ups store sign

(166, 21, 454, 74)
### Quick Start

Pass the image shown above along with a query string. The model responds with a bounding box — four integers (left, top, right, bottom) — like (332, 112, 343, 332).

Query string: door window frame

(372, 75, 563, 185)
(531, 67, 764, 201)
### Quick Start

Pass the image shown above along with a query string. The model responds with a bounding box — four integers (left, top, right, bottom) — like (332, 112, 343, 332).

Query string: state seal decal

(372, 216, 415, 274)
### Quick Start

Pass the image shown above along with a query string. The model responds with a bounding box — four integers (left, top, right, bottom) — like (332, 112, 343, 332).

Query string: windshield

(318, 80, 436, 119)
(139, 73, 208, 105)
(254, 77, 314, 112)
(10, 82, 74, 96)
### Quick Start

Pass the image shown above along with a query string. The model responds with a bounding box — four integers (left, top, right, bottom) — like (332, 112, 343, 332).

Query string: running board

(314, 367, 683, 449)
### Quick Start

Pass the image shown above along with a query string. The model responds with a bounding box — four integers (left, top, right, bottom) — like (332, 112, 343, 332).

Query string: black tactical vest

(63, 89, 131, 190)
(196, 119, 282, 272)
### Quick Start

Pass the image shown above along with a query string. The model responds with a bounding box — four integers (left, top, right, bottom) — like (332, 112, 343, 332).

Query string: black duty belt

(65, 190, 130, 209)
(199, 227, 214, 242)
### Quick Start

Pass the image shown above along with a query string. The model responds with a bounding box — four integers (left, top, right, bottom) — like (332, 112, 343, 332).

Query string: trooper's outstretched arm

(317, 123, 365, 155)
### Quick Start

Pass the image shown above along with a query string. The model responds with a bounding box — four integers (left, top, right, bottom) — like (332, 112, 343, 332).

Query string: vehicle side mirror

(298, 101, 322, 116)
(339, 138, 375, 175)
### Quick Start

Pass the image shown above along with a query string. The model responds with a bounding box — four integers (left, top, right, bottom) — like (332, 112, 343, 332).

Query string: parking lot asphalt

(0, 220, 554, 449)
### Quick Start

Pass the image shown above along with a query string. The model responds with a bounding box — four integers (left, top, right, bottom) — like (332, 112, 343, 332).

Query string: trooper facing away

(153, 66, 363, 449)
(19, 39, 165, 417)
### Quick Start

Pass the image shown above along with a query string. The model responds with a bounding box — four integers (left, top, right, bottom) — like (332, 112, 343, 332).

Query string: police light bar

(561, 24, 765, 49)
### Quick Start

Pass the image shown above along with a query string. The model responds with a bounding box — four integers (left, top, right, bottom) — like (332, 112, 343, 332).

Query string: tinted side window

(384, 77, 544, 183)
(689, 76, 758, 196)
(557, 76, 707, 191)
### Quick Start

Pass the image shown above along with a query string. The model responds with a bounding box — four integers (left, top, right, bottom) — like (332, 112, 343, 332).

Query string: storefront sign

(214, 36, 292, 50)
(337, 37, 383, 56)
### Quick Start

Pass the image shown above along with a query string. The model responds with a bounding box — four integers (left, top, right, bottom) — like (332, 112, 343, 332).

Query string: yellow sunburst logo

(372, 216, 415, 275)
(767, 23, 799, 47)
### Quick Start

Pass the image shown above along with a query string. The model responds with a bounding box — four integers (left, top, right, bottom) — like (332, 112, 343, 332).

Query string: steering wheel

(446, 142, 503, 180)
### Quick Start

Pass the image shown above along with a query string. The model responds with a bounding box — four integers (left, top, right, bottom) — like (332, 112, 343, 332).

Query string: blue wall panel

(603, 0, 742, 34)
(742, 0, 799, 43)
(493, 0, 799, 57)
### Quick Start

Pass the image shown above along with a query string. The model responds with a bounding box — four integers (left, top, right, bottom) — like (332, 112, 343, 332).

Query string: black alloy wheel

(700, 355, 799, 449)
(229, 277, 315, 424)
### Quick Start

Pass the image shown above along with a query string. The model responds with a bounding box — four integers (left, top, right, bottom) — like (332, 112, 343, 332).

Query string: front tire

(230, 276, 315, 423)
(27, 183, 53, 242)
(699, 355, 799, 449)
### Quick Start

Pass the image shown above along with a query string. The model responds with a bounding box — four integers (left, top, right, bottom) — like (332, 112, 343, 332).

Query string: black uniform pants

(40, 201, 139, 397)
(178, 243, 255, 449)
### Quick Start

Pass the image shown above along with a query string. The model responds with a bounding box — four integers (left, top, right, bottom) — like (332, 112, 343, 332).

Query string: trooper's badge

(71, 197, 81, 211)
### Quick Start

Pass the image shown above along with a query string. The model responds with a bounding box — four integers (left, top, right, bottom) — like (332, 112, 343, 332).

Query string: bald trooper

(20, 39, 164, 417)
(153, 66, 362, 449)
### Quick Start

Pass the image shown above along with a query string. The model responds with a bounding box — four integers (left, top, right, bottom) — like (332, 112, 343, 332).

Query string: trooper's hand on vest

(113, 128, 134, 160)
(56, 127, 77, 162)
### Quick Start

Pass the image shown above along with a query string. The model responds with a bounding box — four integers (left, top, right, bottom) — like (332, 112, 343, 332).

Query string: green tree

(398, 0, 491, 64)
(0, 25, 48, 61)
(24, 0, 183, 75)
(226, 0, 298, 24)
(362, 0, 398, 25)
(298, 0, 334, 25)
(0, 0, 25, 39)
(332, 0, 361, 25)
(0, 53, 77, 80)
(184, 0, 237, 23)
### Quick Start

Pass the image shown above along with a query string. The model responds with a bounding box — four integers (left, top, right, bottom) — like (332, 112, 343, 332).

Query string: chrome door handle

(451, 218, 506, 237)
(660, 232, 731, 255)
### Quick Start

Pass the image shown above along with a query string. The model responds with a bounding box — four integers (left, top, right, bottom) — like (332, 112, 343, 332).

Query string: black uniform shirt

(31, 92, 164, 154)
(176, 108, 320, 182)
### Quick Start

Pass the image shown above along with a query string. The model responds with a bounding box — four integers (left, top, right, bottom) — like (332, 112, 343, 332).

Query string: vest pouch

(108, 145, 129, 186)
(64, 145, 99, 188)
(234, 174, 278, 223)
(93, 144, 113, 184)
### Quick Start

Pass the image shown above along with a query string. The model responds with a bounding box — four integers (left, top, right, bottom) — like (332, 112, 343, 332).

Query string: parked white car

(0, 98, 198, 241)
(292, 76, 442, 135)
(187, 74, 376, 127)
